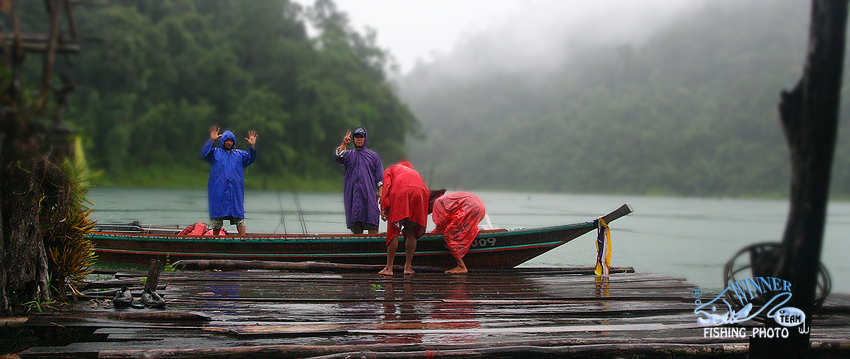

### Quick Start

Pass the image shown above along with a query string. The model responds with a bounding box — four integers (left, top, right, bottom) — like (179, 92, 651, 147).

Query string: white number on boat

(471, 237, 497, 248)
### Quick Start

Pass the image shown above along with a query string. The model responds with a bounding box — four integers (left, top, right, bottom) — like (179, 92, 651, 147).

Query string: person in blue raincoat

(203, 126, 257, 236)
(335, 126, 383, 234)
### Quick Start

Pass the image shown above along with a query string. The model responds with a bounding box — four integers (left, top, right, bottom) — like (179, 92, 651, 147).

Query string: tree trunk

(0, 137, 6, 315)
(750, 0, 847, 357)
(0, 141, 52, 313)
(0, 0, 91, 316)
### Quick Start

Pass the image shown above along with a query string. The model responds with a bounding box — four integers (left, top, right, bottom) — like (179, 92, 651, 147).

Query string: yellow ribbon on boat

(595, 217, 612, 277)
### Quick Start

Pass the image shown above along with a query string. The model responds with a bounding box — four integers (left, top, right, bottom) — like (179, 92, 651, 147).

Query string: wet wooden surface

(11, 266, 850, 358)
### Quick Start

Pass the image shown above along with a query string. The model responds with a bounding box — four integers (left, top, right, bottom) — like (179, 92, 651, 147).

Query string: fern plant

(41, 137, 102, 297)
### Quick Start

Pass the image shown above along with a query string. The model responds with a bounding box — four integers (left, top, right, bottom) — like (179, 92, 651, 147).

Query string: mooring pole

(750, 1, 847, 357)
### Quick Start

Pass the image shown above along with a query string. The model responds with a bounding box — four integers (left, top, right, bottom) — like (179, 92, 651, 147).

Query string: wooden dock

(5, 265, 850, 358)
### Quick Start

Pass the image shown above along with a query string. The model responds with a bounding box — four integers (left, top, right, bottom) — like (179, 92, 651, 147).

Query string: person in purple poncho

(203, 126, 257, 236)
(336, 126, 384, 234)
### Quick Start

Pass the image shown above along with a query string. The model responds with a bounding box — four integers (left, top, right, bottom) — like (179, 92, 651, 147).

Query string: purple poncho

(202, 130, 257, 219)
(336, 127, 384, 229)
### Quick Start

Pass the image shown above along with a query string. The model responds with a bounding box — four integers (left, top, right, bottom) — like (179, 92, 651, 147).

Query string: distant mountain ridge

(399, 0, 850, 198)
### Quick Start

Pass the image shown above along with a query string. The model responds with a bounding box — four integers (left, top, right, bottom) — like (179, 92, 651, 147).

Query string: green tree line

(401, 0, 850, 198)
(8, 0, 418, 190)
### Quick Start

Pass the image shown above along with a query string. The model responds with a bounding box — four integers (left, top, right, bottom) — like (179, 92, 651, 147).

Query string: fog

(426, 0, 702, 77)
(388, 0, 845, 197)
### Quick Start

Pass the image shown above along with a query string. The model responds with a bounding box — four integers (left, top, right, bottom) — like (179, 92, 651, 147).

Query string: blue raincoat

(336, 127, 384, 229)
(202, 130, 257, 219)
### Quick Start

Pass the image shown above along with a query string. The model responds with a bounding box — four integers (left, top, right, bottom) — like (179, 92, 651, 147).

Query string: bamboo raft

(6, 264, 850, 359)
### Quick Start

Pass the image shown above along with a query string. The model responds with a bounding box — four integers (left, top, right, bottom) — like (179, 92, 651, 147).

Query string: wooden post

(0, 138, 5, 316)
(750, 0, 847, 357)
(144, 259, 163, 292)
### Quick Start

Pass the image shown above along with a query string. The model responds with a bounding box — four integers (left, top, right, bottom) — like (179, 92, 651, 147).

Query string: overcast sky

(309, 0, 527, 74)
(295, 0, 701, 75)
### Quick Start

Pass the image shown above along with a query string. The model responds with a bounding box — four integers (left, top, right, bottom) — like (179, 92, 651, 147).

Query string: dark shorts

(398, 218, 424, 238)
(350, 221, 378, 233)
(210, 216, 245, 229)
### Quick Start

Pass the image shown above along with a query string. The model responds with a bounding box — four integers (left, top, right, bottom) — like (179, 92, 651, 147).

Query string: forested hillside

(8, 0, 417, 189)
(401, 0, 850, 198)
(8, 0, 849, 197)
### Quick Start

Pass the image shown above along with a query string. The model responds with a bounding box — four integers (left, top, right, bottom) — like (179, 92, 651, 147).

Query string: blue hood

(221, 130, 237, 148)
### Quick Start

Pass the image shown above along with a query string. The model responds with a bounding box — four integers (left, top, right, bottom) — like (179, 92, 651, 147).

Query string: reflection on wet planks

(14, 268, 850, 358)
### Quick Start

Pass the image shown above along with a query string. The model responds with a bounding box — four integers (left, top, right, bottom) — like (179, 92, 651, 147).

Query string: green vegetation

(41, 138, 100, 296)
(402, 0, 850, 198)
(9, 0, 418, 190)
(8, 0, 848, 198)
(22, 299, 57, 314)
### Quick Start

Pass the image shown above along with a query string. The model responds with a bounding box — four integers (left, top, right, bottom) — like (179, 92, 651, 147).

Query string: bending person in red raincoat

(430, 191, 486, 274)
(379, 160, 429, 275)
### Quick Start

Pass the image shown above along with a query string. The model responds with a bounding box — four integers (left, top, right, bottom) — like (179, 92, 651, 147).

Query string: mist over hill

(398, 0, 850, 198)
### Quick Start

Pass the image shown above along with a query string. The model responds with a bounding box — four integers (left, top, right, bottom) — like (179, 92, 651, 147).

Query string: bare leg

(212, 228, 221, 236)
(403, 231, 417, 275)
(237, 226, 246, 236)
(367, 229, 379, 234)
(351, 229, 364, 234)
(379, 237, 398, 275)
(445, 257, 468, 274)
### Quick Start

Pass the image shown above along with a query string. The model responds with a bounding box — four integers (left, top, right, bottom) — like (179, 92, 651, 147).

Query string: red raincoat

(380, 160, 429, 245)
(432, 192, 486, 259)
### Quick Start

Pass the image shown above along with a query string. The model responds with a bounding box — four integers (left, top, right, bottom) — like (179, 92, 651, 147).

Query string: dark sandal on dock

(112, 285, 133, 308)
(141, 288, 166, 309)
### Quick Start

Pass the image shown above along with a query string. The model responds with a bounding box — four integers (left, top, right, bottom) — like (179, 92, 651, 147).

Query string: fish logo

(693, 277, 792, 326)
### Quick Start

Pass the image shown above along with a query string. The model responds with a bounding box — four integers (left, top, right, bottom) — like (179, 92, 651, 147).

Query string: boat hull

(89, 204, 633, 269)
(89, 223, 596, 269)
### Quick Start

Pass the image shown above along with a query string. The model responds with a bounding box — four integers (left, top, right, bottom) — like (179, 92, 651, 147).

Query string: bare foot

(403, 268, 415, 275)
(445, 267, 468, 274)
(378, 268, 393, 276)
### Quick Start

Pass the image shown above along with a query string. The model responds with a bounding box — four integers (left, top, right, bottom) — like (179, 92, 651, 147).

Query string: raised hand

(246, 130, 258, 148)
(342, 130, 351, 146)
(209, 126, 221, 141)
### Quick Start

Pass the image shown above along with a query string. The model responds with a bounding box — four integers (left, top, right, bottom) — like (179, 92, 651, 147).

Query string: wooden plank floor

(10, 267, 850, 358)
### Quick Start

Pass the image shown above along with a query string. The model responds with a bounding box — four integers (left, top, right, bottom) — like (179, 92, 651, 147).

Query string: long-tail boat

(88, 204, 633, 269)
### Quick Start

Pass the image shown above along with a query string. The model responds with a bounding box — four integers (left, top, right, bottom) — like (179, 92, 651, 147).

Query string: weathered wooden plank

(12, 268, 850, 359)
(172, 260, 416, 272)
(78, 279, 162, 290)
(88, 342, 755, 359)
(0, 316, 28, 327)
(89, 338, 850, 359)
(18, 327, 850, 359)
(218, 321, 698, 339)
(112, 267, 640, 281)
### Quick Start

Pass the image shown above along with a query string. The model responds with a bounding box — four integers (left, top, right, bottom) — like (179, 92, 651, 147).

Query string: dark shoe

(113, 285, 133, 308)
(141, 287, 166, 309)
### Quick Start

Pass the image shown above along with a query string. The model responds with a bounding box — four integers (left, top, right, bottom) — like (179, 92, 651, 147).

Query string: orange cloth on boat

(177, 222, 227, 236)
(380, 160, 429, 245)
(432, 192, 486, 259)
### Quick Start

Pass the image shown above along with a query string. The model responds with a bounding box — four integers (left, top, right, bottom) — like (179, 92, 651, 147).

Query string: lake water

(88, 187, 850, 293)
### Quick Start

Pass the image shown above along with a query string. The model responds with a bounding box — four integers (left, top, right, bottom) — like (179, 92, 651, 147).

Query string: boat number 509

(471, 237, 497, 248)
